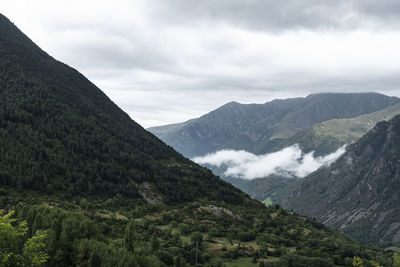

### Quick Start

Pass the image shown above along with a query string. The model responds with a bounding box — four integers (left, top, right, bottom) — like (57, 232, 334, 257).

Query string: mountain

(160, 97, 400, 213)
(149, 93, 400, 158)
(0, 13, 394, 266)
(235, 175, 302, 204)
(257, 102, 400, 156)
(211, 103, 400, 209)
(0, 13, 246, 205)
(198, 163, 303, 206)
(284, 114, 400, 246)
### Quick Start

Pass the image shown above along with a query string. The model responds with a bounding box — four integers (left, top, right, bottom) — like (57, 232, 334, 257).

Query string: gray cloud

(357, 0, 400, 22)
(2, 1, 400, 127)
(152, 0, 400, 31)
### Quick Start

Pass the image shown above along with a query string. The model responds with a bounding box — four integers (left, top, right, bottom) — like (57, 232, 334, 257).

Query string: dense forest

(0, 12, 399, 266)
(2, 191, 398, 267)
(0, 13, 244, 205)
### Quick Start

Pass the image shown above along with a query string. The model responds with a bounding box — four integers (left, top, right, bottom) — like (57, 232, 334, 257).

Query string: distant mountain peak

(225, 100, 241, 105)
(149, 93, 400, 158)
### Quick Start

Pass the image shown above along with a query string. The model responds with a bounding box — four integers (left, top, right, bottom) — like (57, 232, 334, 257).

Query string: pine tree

(151, 232, 160, 252)
(124, 220, 136, 252)
(174, 254, 186, 267)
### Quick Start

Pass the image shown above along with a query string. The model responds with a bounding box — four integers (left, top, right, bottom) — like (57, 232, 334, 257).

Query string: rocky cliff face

(285, 114, 400, 245)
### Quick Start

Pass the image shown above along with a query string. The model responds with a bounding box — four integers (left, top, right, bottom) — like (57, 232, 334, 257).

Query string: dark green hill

(149, 93, 399, 158)
(0, 13, 244, 204)
(285, 114, 400, 246)
(0, 13, 395, 266)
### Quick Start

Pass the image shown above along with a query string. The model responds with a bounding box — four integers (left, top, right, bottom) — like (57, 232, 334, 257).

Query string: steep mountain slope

(258, 102, 400, 156)
(208, 103, 400, 210)
(0, 13, 244, 204)
(149, 93, 399, 158)
(236, 175, 302, 204)
(197, 161, 305, 206)
(0, 13, 394, 266)
(285, 114, 400, 245)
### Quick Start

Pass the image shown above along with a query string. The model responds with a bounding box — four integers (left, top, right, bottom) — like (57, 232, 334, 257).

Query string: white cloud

(193, 144, 346, 179)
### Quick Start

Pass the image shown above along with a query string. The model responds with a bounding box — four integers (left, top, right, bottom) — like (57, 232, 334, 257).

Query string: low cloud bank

(193, 144, 346, 179)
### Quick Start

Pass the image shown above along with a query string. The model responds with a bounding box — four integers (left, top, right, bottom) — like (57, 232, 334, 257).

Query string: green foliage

(0, 210, 48, 267)
(190, 231, 203, 245)
(352, 256, 385, 267)
(151, 232, 160, 252)
(124, 220, 136, 252)
(353, 256, 364, 267)
(173, 254, 186, 267)
(238, 230, 256, 242)
(0, 201, 395, 267)
(178, 223, 190, 235)
(0, 13, 245, 205)
(0, 12, 398, 267)
(394, 253, 400, 267)
(23, 230, 49, 266)
(266, 254, 335, 267)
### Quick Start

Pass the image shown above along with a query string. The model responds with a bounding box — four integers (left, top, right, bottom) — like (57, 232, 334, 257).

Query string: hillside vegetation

(0, 13, 244, 205)
(0, 13, 396, 266)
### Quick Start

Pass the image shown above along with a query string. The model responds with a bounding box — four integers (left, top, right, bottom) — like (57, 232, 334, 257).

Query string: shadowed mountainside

(285, 114, 400, 246)
(0, 13, 248, 204)
(149, 93, 399, 158)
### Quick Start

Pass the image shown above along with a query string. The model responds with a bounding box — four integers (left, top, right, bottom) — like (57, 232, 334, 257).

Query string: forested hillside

(0, 13, 245, 205)
(0, 13, 396, 266)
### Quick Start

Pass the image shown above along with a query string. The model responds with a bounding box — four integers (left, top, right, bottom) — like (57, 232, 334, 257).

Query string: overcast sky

(2, 0, 400, 127)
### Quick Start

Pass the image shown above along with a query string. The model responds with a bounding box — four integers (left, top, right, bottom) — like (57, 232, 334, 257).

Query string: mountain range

(233, 102, 400, 205)
(149, 93, 400, 158)
(153, 93, 400, 214)
(149, 79, 400, 250)
(1, 12, 392, 266)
